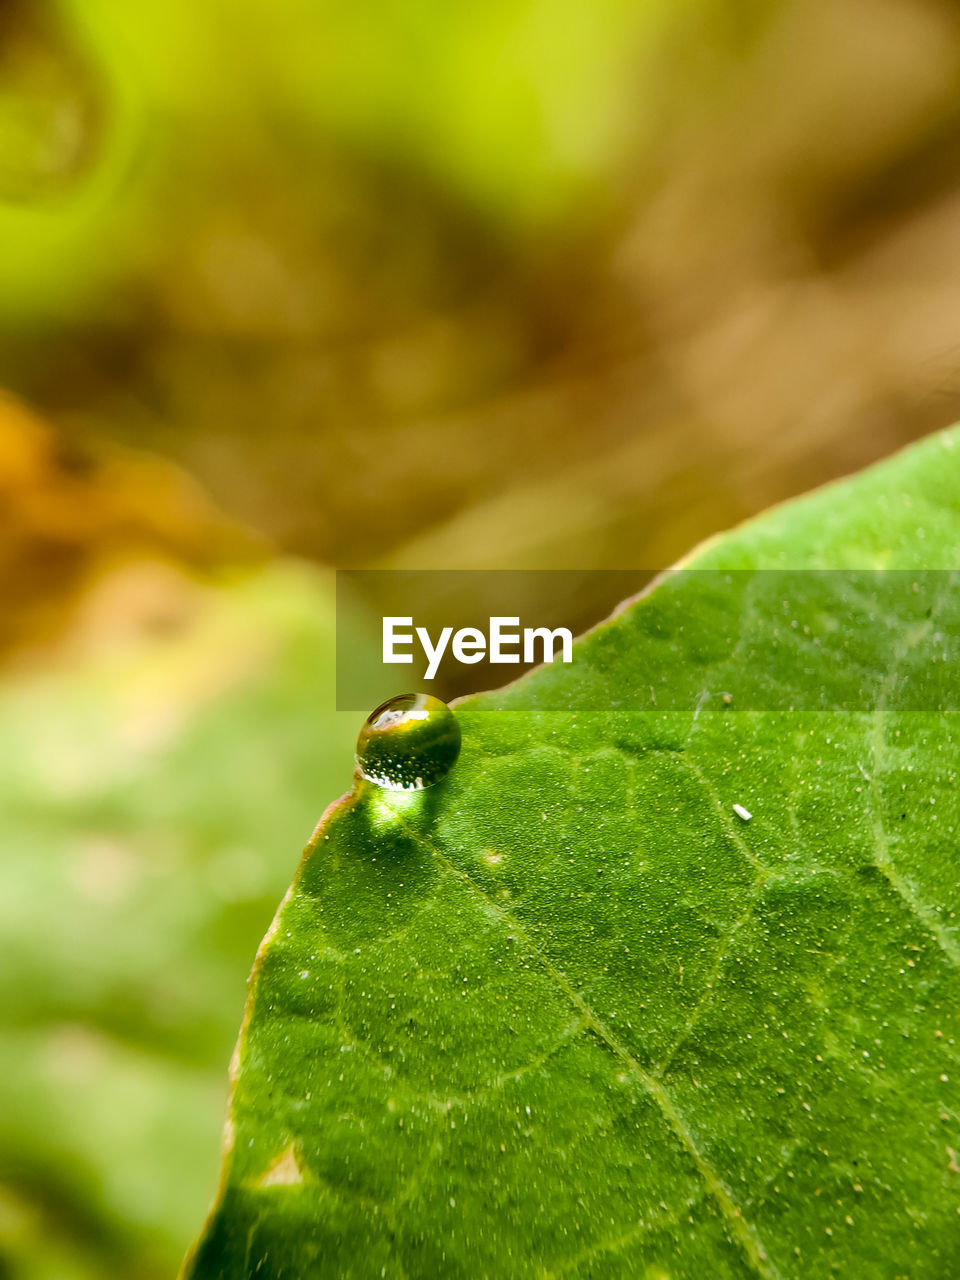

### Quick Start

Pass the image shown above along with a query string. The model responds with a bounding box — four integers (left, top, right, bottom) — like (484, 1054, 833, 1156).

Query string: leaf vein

(389, 805, 783, 1280)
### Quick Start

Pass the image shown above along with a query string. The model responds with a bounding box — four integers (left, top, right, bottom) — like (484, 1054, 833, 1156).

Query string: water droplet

(355, 693, 461, 791)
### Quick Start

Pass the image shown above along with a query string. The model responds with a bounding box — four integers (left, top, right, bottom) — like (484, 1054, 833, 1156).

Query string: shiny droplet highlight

(355, 693, 461, 791)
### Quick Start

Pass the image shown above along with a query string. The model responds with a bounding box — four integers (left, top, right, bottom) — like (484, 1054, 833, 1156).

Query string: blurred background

(2, 0, 960, 1274)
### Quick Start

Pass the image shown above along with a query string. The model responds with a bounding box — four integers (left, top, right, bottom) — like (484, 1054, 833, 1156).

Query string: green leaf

(184, 429, 960, 1279)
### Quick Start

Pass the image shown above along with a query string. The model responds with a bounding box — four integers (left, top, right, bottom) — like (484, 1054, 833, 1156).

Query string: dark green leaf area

(185, 430, 960, 1279)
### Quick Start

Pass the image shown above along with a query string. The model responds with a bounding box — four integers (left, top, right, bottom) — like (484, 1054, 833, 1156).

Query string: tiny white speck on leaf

(733, 804, 752, 822)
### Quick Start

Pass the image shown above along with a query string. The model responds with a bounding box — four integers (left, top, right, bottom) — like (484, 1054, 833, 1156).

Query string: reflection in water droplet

(355, 693, 461, 791)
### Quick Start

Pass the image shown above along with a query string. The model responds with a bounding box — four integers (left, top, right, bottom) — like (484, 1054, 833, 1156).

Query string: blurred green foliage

(0, 562, 355, 1277)
(5, 0, 959, 582)
(0, 0, 670, 317)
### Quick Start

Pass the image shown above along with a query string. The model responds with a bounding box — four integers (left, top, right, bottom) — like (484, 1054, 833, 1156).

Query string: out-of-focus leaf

(0, 562, 356, 1279)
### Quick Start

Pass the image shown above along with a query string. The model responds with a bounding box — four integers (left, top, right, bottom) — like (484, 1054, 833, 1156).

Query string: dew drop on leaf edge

(355, 693, 461, 791)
